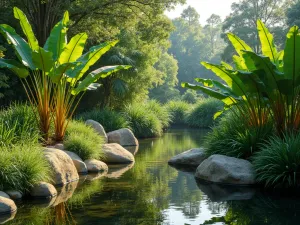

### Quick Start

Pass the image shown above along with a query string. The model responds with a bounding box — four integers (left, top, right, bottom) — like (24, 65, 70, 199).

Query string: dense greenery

(165, 100, 191, 125)
(64, 120, 105, 160)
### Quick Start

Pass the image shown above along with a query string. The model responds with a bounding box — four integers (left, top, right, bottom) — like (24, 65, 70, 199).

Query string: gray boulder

(107, 128, 138, 146)
(30, 182, 57, 198)
(195, 155, 255, 185)
(84, 159, 108, 173)
(6, 191, 22, 200)
(64, 151, 88, 174)
(0, 197, 17, 215)
(102, 143, 135, 164)
(0, 192, 10, 199)
(44, 148, 79, 185)
(168, 148, 207, 167)
(85, 120, 108, 143)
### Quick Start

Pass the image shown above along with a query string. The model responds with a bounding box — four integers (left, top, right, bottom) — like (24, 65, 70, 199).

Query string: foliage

(78, 108, 128, 133)
(0, 103, 39, 146)
(185, 98, 223, 128)
(64, 120, 105, 160)
(124, 103, 163, 138)
(204, 109, 273, 159)
(144, 100, 172, 129)
(0, 8, 130, 142)
(253, 132, 300, 188)
(165, 100, 191, 125)
(183, 20, 300, 136)
(0, 143, 51, 193)
(181, 89, 198, 104)
(287, 1, 300, 27)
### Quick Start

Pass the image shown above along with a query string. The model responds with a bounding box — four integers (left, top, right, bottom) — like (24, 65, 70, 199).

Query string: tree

(221, 0, 293, 61)
(204, 14, 223, 55)
(181, 6, 200, 25)
(287, 1, 300, 27)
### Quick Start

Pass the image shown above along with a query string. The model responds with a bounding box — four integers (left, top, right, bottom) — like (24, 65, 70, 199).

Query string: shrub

(165, 100, 191, 125)
(124, 104, 162, 138)
(204, 109, 273, 159)
(145, 100, 171, 128)
(0, 103, 39, 146)
(182, 89, 198, 104)
(0, 143, 51, 193)
(185, 98, 223, 128)
(253, 133, 300, 188)
(78, 108, 129, 132)
(64, 120, 105, 160)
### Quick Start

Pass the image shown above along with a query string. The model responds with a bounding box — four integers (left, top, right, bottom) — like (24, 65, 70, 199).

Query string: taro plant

(182, 20, 300, 135)
(0, 7, 130, 142)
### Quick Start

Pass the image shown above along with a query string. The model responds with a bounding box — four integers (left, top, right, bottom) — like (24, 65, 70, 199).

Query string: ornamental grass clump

(0, 143, 51, 193)
(185, 98, 223, 128)
(253, 132, 300, 188)
(165, 100, 191, 125)
(64, 120, 105, 160)
(0, 7, 130, 142)
(78, 108, 128, 132)
(145, 100, 172, 129)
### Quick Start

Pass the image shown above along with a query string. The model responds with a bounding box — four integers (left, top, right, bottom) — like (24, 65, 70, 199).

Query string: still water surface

(4, 128, 300, 225)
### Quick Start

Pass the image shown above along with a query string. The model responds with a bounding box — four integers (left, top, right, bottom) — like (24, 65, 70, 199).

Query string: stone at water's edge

(107, 128, 138, 146)
(84, 159, 108, 173)
(168, 148, 207, 167)
(6, 191, 22, 200)
(85, 120, 108, 143)
(53, 181, 78, 206)
(195, 155, 255, 185)
(0, 197, 17, 215)
(64, 150, 88, 174)
(102, 143, 135, 164)
(105, 163, 135, 179)
(0, 192, 10, 199)
(30, 182, 57, 198)
(44, 148, 79, 185)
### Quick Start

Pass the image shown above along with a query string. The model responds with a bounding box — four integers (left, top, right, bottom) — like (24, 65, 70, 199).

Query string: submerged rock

(168, 148, 207, 167)
(44, 148, 79, 185)
(107, 128, 138, 146)
(195, 155, 255, 185)
(6, 191, 22, 200)
(0, 192, 10, 199)
(84, 159, 108, 173)
(64, 151, 88, 174)
(102, 143, 135, 164)
(53, 181, 78, 206)
(85, 120, 108, 143)
(106, 163, 135, 179)
(0, 197, 17, 215)
(0, 210, 16, 224)
(30, 182, 57, 198)
(124, 145, 139, 155)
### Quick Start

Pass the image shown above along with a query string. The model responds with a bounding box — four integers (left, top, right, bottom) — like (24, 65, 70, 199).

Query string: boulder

(53, 181, 78, 206)
(195, 155, 255, 185)
(105, 163, 135, 179)
(0, 197, 17, 215)
(0, 192, 10, 200)
(102, 143, 135, 164)
(30, 182, 57, 198)
(84, 159, 108, 173)
(44, 148, 79, 185)
(0, 210, 16, 224)
(168, 148, 207, 167)
(6, 191, 22, 200)
(124, 146, 139, 155)
(64, 151, 88, 174)
(107, 128, 138, 146)
(85, 120, 108, 143)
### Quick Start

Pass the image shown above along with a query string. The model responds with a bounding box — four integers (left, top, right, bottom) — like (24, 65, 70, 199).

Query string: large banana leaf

(284, 26, 300, 85)
(44, 11, 69, 61)
(59, 33, 88, 64)
(66, 40, 119, 81)
(49, 62, 77, 83)
(0, 58, 29, 78)
(13, 7, 39, 51)
(257, 20, 278, 63)
(32, 47, 54, 73)
(0, 24, 36, 69)
(227, 33, 253, 57)
(72, 65, 131, 95)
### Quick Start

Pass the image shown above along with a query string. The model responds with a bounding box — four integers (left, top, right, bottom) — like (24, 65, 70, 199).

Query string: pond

(4, 128, 300, 225)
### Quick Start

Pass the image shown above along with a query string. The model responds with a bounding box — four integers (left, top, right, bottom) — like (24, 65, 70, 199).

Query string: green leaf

(0, 24, 36, 69)
(227, 33, 253, 57)
(0, 58, 29, 78)
(66, 40, 119, 81)
(59, 33, 88, 64)
(13, 7, 39, 51)
(48, 62, 77, 83)
(72, 65, 131, 95)
(44, 11, 69, 61)
(257, 20, 278, 63)
(283, 26, 300, 85)
(32, 47, 54, 73)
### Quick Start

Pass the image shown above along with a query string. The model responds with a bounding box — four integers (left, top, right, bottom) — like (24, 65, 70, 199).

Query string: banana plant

(0, 7, 131, 142)
(182, 19, 300, 135)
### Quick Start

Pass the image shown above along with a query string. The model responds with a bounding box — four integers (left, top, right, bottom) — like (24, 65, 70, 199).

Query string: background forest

(1, 0, 300, 110)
